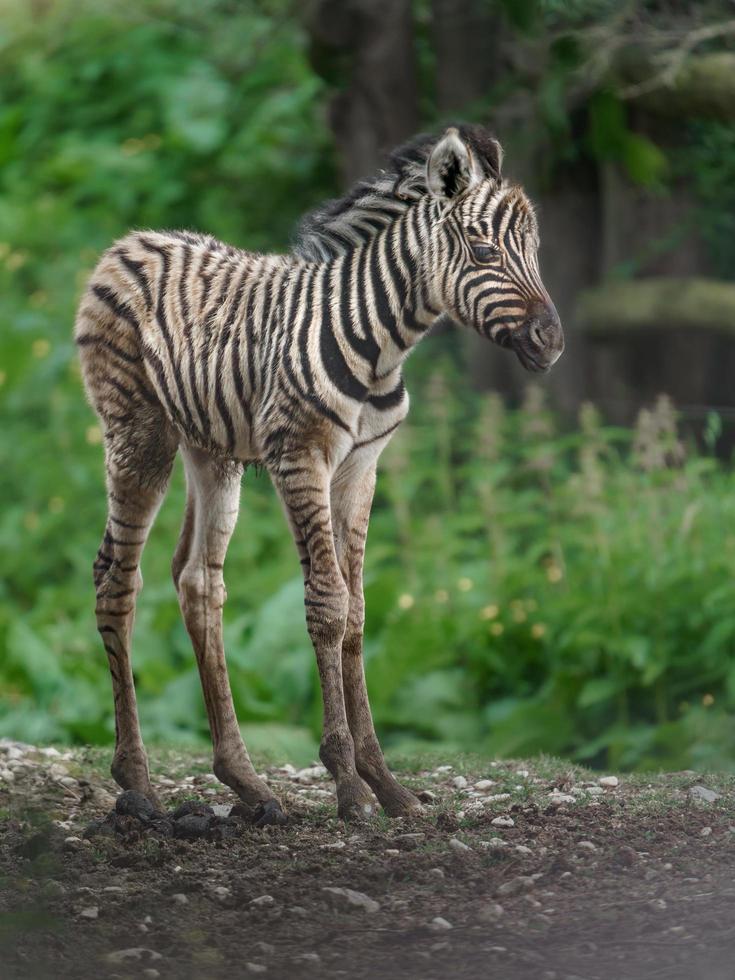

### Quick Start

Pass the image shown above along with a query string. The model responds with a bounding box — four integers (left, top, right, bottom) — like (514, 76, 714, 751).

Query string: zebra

(75, 124, 564, 825)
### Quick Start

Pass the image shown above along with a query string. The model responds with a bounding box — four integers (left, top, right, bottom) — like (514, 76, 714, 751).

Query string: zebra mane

(293, 124, 503, 263)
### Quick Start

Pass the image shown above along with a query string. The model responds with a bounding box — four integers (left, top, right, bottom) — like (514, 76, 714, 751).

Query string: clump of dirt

(84, 791, 246, 843)
(2, 741, 735, 980)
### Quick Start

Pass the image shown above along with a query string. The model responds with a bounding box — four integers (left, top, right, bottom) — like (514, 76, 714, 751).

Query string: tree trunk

(305, 0, 420, 185)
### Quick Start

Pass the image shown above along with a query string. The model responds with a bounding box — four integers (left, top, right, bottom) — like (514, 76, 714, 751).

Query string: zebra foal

(76, 125, 563, 825)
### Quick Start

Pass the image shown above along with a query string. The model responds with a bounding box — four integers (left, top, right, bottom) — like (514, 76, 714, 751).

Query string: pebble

(213, 886, 231, 901)
(548, 793, 575, 805)
(385, 849, 400, 857)
(105, 948, 162, 964)
(577, 841, 597, 851)
(1, 770, 15, 783)
(477, 902, 505, 922)
(452, 776, 468, 789)
(690, 785, 720, 803)
(321, 840, 346, 850)
(474, 779, 495, 791)
(322, 887, 380, 913)
(497, 876, 538, 897)
(103, 886, 124, 895)
(211, 804, 233, 818)
(429, 917, 453, 931)
(289, 906, 308, 915)
(491, 816, 514, 828)
(515, 845, 533, 856)
(293, 952, 321, 963)
(250, 894, 273, 907)
(172, 893, 188, 905)
(429, 868, 445, 878)
(599, 776, 619, 788)
(78, 907, 99, 920)
(700, 826, 713, 837)
(448, 838, 471, 853)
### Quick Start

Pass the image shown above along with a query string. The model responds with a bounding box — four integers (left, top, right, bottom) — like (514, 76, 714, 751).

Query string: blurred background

(2, 0, 735, 771)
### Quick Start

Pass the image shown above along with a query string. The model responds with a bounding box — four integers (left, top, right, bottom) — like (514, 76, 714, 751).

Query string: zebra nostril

(529, 322, 546, 350)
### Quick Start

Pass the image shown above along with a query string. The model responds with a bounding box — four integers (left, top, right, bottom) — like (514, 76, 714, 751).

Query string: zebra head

(426, 127, 564, 373)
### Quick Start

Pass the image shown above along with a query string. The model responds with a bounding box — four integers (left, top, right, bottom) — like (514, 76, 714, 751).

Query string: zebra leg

(331, 463, 423, 817)
(175, 445, 286, 827)
(95, 423, 178, 806)
(273, 453, 375, 821)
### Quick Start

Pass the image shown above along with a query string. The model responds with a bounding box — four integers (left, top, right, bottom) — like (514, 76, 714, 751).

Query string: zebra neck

(327, 207, 440, 386)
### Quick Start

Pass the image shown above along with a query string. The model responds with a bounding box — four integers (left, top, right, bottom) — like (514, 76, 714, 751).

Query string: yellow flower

(513, 607, 527, 623)
(546, 564, 563, 583)
(398, 593, 414, 610)
(531, 623, 547, 639)
(6, 251, 27, 271)
(480, 604, 499, 620)
(457, 577, 473, 592)
(490, 622, 504, 637)
(702, 693, 714, 708)
(434, 589, 449, 604)
(86, 425, 103, 445)
(32, 338, 50, 359)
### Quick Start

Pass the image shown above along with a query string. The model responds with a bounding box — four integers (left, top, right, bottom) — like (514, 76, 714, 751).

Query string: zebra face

(426, 128, 564, 373)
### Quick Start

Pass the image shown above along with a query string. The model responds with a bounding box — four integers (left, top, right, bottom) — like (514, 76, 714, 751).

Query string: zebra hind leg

(174, 444, 287, 826)
(94, 415, 179, 807)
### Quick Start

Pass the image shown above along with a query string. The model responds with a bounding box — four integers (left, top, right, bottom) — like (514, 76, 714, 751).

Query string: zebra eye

(470, 242, 498, 264)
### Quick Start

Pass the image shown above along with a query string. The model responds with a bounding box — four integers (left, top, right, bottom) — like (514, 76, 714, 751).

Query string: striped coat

(75, 125, 563, 824)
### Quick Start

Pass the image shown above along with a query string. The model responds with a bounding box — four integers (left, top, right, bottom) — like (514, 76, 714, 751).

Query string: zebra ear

(427, 127, 484, 202)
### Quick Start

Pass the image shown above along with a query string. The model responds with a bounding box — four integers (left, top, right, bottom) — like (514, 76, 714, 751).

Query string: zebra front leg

(176, 445, 286, 826)
(273, 453, 375, 821)
(332, 463, 422, 817)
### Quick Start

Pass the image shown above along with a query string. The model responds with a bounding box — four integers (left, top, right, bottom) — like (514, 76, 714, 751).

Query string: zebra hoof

(252, 799, 288, 827)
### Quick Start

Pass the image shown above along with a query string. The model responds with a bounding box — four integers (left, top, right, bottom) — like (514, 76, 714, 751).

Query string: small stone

(322, 887, 379, 913)
(79, 907, 98, 920)
(474, 780, 495, 791)
(213, 886, 231, 901)
(429, 916, 453, 931)
(385, 849, 400, 857)
(416, 789, 437, 803)
(497, 876, 537, 897)
(598, 776, 619, 788)
(449, 838, 471, 853)
(321, 840, 346, 850)
(700, 826, 713, 837)
(0, 769, 15, 783)
(690, 785, 720, 803)
(429, 868, 445, 878)
(290, 906, 308, 915)
(172, 893, 188, 905)
(516, 769, 529, 778)
(103, 886, 125, 895)
(586, 786, 603, 796)
(245, 965, 267, 974)
(577, 841, 597, 851)
(452, 776, 468, 789)
(105, 948, 162, 964)
(293, 952, 321, 963)
(548, 793, 575, 805)
(491, 816, 514, 828)
(250, 894, 274, 907)
(64, 836, 83, 849)
(515, 845, 533, 856)
(649, 898, 667, 910)
(212, 804, 233, 818)
(477, 902, 505, 922)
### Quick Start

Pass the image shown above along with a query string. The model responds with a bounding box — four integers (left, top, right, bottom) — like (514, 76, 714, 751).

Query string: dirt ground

(1, 741, 734, 980)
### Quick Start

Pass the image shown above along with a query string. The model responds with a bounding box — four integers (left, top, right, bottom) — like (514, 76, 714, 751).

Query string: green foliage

(679, 120, 735, 280)
(587, 91, 668, 188)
